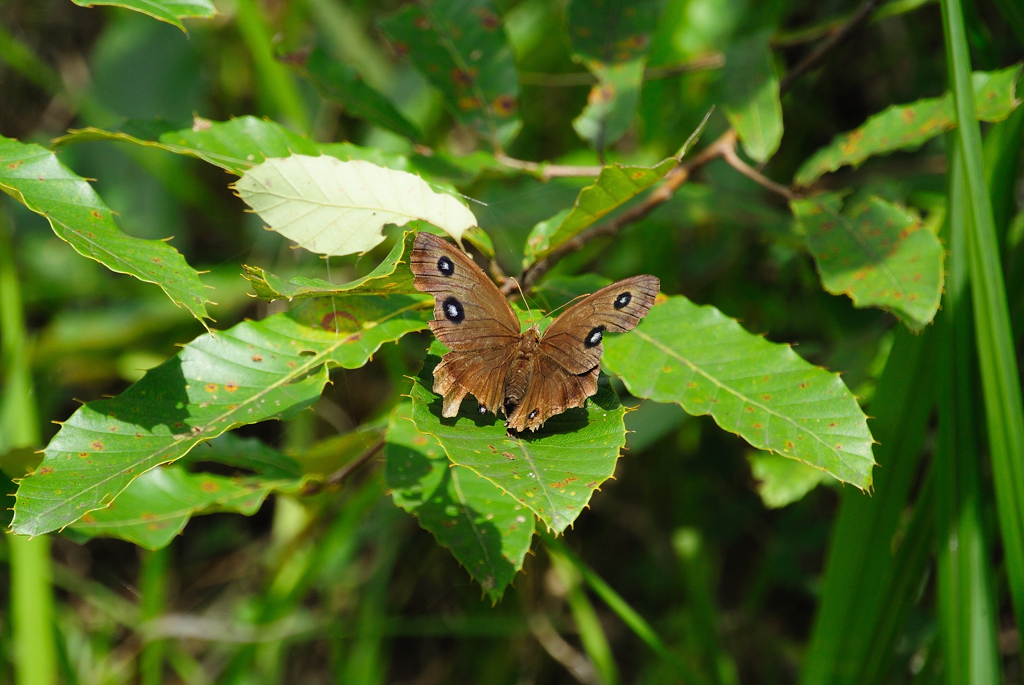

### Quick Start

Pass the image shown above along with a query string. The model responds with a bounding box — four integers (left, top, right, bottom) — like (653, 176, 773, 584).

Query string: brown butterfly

(410, 231, 659, 432)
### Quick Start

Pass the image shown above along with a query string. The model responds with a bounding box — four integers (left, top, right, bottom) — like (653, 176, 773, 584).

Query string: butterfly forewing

(539, 275, 660, 375)
(411, 232, 521, 417)
(410, 232, 520, 351)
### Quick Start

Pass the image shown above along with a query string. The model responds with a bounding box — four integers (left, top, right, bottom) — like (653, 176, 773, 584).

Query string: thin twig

(528, 614, 603, 685)
(721, 145, 799, 200)
(509, 130, 738, 294)
(778, 0, 884, 94)
(325, 439, 385, 487)
(494, 153, 603, 179)
(519, 52, 725, 87)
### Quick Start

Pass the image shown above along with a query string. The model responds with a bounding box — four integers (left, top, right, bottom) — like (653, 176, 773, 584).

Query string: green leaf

(409, 351, 627, 534)
(572, 60, 645, 149)
(235, 155, 479, 256)
(748, 451, 829, 508)
(0, 135, 211, 323)
(721, 29, 784, 164)
(69, 0, 215, 31)
(301, 47, 423, 141)
(792, 192, 944, 330)
(385, 403, 534, 602)
(523, 157, 676, 265)
(795, 64, 1023, 186)
(602, 297, 875, 489)
(184, 432, 302, 479)
(11, 295, 431, 536)
(53, 116, 321, 176)
(380, 0, 521, 150)
(68, 465, 306, 549)
(567, 0, 657, 148)
(243, 231, 419, 302)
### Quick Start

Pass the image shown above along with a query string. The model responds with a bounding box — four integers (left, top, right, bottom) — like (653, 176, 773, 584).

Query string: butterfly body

(410, 232, 658, 432)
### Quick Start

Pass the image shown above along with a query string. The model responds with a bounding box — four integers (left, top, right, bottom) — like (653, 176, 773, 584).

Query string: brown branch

(507, 130, 738, 294)
(778, 0, 884, 94)
(721, 145, 799, 201)
(497, 1, 881, 294)
(324, 439, 385, 487)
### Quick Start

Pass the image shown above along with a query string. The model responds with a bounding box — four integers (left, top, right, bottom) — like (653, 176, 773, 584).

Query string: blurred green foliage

(0, 0, 1023, 683)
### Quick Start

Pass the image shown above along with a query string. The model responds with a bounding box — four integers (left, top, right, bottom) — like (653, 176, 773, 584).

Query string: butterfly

(410, 231, 659, 432)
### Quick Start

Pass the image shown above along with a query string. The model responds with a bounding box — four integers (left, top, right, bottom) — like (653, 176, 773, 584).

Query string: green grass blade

(935, 143, 1002, 685)
(940, 0, 1024, 634)
(1, 216, 57, 685)
(543, 534, 708, 685)
(673, 528, 739, 685)
(139, 547, 170, 685)
(800, 326, 936, 685)
(548, 545, 621, 685)
(234, 0, 309, 133)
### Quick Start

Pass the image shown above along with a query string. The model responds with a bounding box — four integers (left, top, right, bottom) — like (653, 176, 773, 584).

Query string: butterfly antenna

(543, 292, 590, 320)
(510, 277, 535, 324)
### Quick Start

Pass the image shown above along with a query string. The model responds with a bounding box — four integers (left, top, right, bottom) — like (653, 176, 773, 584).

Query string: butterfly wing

(410, 232, 521, 416)
(539, 275, 660, 375)
(504, 354, 600, 432)
(505, 275, 659, 431)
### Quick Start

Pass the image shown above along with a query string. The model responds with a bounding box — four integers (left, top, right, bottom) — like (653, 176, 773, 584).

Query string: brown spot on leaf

(252, 354, 263, 362)
(492, 94, 517, 116)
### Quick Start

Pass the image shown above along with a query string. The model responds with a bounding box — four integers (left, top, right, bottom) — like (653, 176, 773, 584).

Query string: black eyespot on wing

(614, 292, 632, 310)
(584, 325, 605, 349)
(528, 409, 538, 420)
(442, 296, 465, 323)
(437, 255, 454, 276)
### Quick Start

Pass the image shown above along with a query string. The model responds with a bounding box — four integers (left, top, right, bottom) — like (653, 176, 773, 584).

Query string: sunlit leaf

(385, 403, 534, 602)
(748, 451, 830, 508)
(244, 232, 419, 301)
(795, 64, 1023, 186)
(409, 349, 627, 534)
(70, 0, 215, 31)
(721, 29, 783, 163)
(523, 157, 676, 265)
(792, 192, 944, 330)
(301, 47, 423, 141)
(11, 296, 431, 536)
(53, 116, 320, 175)
(0, 135, 211, 323)
(68, 465, 307, 549)
(236, 156, 478, 256)
(602, 297, 875, 489)
(567, 0, 657, 148)
(380, 0, 521, 150)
